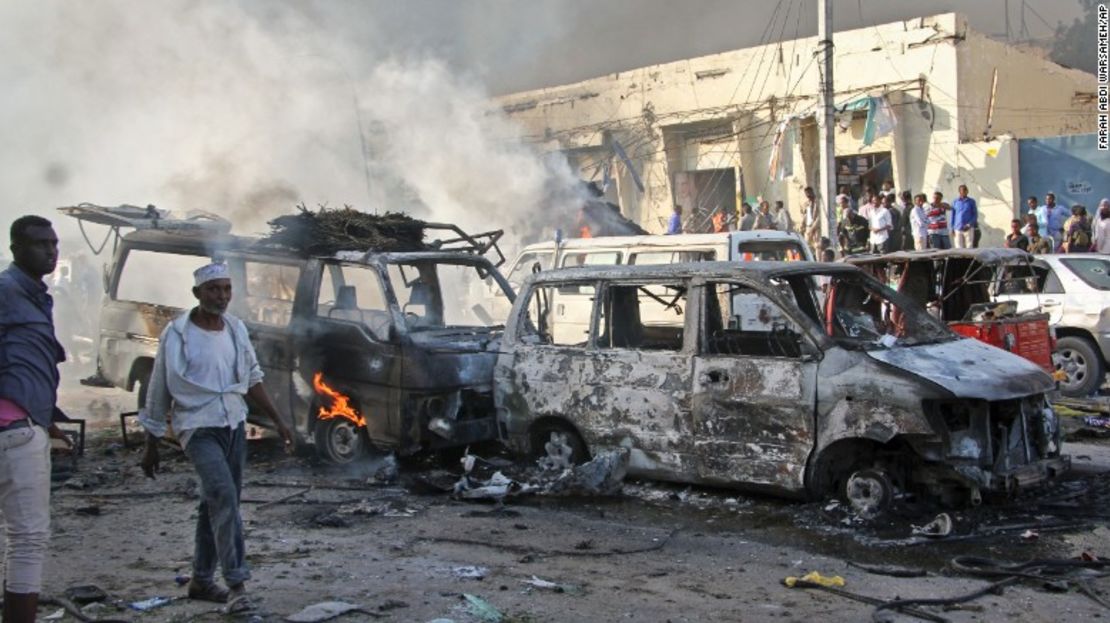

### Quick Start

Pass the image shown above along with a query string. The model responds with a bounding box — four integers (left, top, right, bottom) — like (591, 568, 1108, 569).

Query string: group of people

(0, 216, 294, 621)
(1004, 194, 1110, 254)
(668, 180, 1110, 258)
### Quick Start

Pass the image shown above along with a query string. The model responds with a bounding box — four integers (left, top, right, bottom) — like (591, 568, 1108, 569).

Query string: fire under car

(494, 261, 1069, 514)
(63, 204, 515, 463)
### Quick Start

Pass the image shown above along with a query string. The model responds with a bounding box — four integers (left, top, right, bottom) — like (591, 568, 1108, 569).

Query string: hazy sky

(259, 0, 1084, 94)
(0, 0, 1086, 247)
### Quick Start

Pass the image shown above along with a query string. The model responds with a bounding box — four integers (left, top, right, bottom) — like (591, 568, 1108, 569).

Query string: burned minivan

(65, 205, 514, 463)
(494, 261, 1068, 514)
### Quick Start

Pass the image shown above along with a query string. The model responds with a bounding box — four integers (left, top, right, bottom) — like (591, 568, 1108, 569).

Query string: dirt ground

(33, 384, 1110, 623)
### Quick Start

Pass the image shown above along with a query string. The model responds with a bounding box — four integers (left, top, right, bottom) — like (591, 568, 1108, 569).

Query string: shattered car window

(317, 263, 391, 341)
(1060, 258, 1110, 290)
(597, 282, 686, 351)
(389, 260, 509, 331)
(561, 251, 621, 267)
(794, 272, 954, 348)
(505, 251, 552, 289)
(242, 261, 300, 327)
(704, 282, 804, 357)
(629, 250, 715, 265)
(519, 284, 592, 347)
(115, 249, 211, 309)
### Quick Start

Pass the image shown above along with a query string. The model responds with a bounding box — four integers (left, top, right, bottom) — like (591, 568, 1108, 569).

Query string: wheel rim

(1056, 347, 1089, 391)
(845, 472, 889, 517)
(327, 421, 361, 462)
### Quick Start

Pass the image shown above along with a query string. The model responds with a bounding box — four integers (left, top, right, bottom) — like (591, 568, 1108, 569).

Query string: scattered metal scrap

(452, 447, 631, 502)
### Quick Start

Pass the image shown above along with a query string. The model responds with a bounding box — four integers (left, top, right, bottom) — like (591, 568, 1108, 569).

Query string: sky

(0, 0, 1085, 253)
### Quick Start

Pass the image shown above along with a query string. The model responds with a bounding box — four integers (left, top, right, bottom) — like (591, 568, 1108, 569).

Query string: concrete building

(495, 13, 1096, 246)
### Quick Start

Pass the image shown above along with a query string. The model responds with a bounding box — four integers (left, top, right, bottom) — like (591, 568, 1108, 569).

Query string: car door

(690, 279, 818, 491)
(994, 260, 1065, 323)
(550, 250, 621, 344)
(295, 261, 402, 445)
(585, 279, 697, 479)
(227, 255, 303, 431)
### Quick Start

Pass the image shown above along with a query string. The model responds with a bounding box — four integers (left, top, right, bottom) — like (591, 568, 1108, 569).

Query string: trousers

(184, 423, 250, 586)
(0, 424, 50, 593)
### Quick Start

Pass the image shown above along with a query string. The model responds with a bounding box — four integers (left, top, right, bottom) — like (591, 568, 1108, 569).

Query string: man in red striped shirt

(926, 191, 952, 249)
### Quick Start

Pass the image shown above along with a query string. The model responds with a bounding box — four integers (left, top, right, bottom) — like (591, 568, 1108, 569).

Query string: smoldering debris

(452, 448, 630, 502)
(263, 205, 427, 255)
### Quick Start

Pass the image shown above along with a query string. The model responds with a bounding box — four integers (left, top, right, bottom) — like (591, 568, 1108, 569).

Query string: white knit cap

(193, 262, 230, 287)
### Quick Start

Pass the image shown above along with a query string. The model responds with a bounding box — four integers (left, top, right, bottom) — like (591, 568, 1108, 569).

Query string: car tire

(842, 467, 894, 519)
(313, 417, 367, 464)
(1055, 336, 1105, 397)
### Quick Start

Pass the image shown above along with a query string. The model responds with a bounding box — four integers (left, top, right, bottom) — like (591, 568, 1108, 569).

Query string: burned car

(65, 204, 515, 463)
(494, 261, 1068, 514)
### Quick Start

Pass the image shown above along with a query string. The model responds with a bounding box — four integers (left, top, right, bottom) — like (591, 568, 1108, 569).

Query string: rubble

(451, 448, 630, 502)
(286, 601, 374, 622)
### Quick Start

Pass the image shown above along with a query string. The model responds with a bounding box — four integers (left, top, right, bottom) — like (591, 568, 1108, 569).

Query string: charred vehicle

(494, 262, 1068, 514)
(65, 205, 515, 463)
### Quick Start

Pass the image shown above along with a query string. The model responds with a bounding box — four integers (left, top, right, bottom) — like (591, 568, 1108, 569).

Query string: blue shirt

(666, 213, 682, 234)
(951, 196, 978, 230)
(0, 264, 65, 428)
(1047, 204, 1070, 233)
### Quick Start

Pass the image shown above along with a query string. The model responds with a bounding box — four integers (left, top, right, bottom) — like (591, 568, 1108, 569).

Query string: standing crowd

(669, 179, 1110, 257)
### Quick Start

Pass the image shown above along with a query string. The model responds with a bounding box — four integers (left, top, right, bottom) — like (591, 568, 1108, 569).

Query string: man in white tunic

(140, 263, 294, 613)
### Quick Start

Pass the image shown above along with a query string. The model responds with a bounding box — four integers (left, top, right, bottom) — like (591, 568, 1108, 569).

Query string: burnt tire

(842, 468, 894, 519)
(1055, 336, 1105, 397)
(313, 418, 366, 464)
(531, 425, 588, 468)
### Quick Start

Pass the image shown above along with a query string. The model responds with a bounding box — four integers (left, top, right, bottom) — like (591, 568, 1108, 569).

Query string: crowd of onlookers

(665, 180, 1110, 257)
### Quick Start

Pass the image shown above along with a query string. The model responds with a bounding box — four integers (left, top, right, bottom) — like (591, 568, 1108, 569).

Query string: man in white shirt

(909, 193, 929, 250)
(869, 200, 893, 254)
(140, 263, 295, 614)
(1094, 199, 1110, 254)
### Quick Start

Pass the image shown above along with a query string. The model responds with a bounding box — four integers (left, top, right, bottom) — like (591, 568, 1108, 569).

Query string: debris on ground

(782, 571, 846, 588)
(521, 575, 579, 594)
(452, 448, 630, 502)
(128, 596, 174, 611)
(846, 561, 928, 578)
(285, 600, 375, 622)
(911, 512, 953, 538)
(263, 206, 427, 256)
(462, 594, 504, 623)
(452, 565, 489, 580)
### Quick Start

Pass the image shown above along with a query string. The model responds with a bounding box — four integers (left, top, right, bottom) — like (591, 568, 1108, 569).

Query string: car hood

(866, 338, 1054, 400)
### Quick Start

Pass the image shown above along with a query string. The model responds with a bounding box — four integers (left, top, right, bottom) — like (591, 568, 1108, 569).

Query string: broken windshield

(387, 259, 510, 332)
(788, 271, 954, 349)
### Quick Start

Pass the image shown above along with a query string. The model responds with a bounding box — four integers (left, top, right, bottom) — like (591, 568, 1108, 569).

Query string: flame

(312, 372, 366, 427)
(579, 225, 592, 238)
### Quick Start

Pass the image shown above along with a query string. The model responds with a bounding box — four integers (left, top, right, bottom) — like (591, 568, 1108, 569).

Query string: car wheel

(314, 417, 366, 464)
(532, 426, 588, 470)
(842, 468, 894, 518)
(1055, 336, 1105, 397)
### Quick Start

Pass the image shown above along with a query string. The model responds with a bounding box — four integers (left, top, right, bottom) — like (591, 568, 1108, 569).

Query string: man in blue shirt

(666, 205, 683, 234)
(951, 184, 978, 248)
(0, 215, 70, 622)
(1040, 193, 1070, 250)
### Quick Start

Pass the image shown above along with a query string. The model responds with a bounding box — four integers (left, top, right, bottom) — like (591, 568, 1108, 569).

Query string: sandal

(187, 580, 229, 603)
(225, 592, 259, 615)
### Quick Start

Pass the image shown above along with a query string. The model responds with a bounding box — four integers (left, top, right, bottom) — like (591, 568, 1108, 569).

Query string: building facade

(495, 13, 1096, 246)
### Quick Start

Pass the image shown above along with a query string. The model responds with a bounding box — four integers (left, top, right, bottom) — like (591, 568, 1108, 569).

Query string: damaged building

(494, 12, 1097, 246)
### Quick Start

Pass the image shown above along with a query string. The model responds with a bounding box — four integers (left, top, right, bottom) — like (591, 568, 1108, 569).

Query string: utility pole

(818, 0, 837, 253)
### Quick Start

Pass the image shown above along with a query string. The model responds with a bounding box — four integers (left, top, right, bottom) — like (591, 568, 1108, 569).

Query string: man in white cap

(139, 261, 294, 613)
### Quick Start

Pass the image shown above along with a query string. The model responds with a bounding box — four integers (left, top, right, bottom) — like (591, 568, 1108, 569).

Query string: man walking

(801, 187, 821, 250)
(140, 263, 295, 614)
(0, 216, 70, 623)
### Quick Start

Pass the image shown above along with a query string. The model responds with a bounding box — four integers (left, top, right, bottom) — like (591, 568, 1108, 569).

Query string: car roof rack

(58, 203, 232, 256)
(423, 223, 506, 268)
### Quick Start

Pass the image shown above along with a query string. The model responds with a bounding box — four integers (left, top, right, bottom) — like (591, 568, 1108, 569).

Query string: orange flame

(312, 372, 366, 427)
(579, 226, 592, 239)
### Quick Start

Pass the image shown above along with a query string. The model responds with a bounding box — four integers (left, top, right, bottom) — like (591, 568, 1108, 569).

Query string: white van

(486, 230, 814, 342)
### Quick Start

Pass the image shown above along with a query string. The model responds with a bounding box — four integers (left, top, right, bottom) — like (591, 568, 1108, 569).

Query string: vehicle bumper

(952, 455, 1071, 494)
